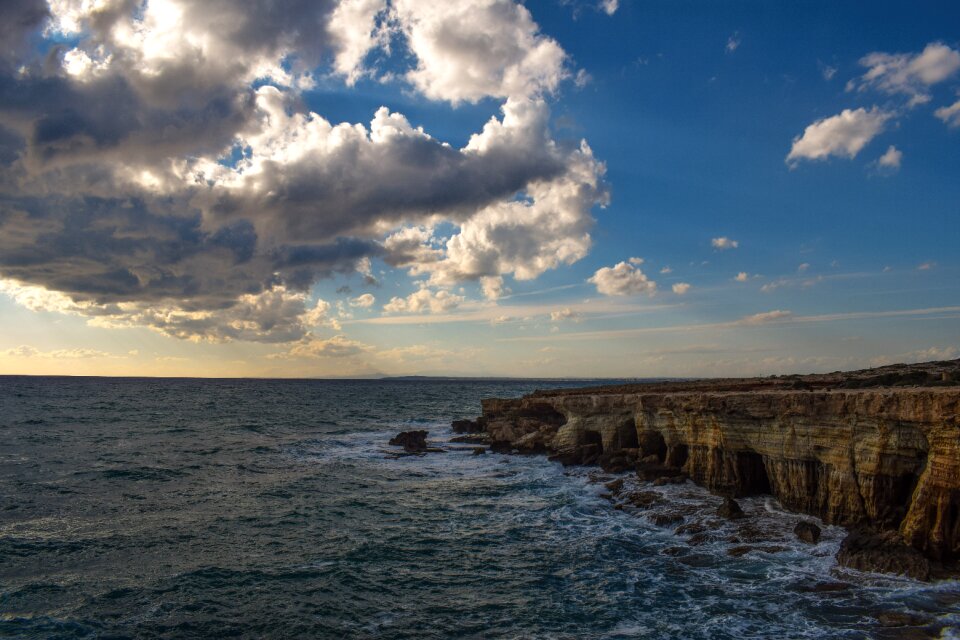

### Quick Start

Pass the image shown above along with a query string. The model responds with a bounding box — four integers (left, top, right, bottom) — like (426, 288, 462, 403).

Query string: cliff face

(477, 387, 960, 566)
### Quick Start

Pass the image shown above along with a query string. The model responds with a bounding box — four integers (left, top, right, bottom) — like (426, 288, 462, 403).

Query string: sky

(0, 0, 958, 378)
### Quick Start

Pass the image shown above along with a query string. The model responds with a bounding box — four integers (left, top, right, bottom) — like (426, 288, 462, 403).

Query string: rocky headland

(452, 359, 960, 579)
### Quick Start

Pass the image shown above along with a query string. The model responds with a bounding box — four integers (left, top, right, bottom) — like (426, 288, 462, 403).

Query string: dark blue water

(1, 377, 958, 639)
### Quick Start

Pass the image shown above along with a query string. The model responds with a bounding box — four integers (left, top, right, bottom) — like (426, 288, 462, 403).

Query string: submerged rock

(472, 447, 486, 455)
(450, 434, 489, 444)
(794, 520, 822, 544)
(604, 478, 625, 495)
(625, 490, 663, 509)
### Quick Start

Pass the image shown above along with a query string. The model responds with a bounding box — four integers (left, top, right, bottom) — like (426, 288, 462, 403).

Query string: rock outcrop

(463, 360, 960, 576)
(389, 430, 430, 452)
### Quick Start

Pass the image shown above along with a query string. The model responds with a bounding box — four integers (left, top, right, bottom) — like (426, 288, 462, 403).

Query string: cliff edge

(458, 359, 960, 577)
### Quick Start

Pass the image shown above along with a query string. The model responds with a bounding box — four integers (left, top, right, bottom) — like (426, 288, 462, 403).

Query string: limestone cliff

(465, 360, 960, 572)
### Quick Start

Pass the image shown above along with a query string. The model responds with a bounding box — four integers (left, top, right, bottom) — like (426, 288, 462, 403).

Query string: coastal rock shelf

(459, 360, 960, 575)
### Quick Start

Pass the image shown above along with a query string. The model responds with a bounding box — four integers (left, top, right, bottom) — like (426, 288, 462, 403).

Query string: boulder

(388, 430, 429, 452)
(836, 528, 931, 580)
(548, 443, 601, 466)
(598, 451, 635, 473)
(717, 497, 746, 520)
(653, 475, 688, 486)
(794, 520, 822, 544)
(451, 417, 486, 433)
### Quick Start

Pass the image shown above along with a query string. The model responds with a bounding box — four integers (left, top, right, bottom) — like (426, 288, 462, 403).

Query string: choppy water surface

(1, 377, 958, 639)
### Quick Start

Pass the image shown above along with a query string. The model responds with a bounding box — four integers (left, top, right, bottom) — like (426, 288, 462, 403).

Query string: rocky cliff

(461, 360, 960, 575)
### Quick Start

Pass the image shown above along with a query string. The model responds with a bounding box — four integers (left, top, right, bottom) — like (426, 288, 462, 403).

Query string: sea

(1, 377, 958, 639)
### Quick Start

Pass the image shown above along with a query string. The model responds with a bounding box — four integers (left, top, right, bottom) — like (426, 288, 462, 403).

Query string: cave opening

(665, 443, 688, 468)
(737, 451, 771, 496)
(582, 430, 603, 454)
(638, 430, 667, 462)
(617, 420, 640, 450)
(519, 403, 567, 426)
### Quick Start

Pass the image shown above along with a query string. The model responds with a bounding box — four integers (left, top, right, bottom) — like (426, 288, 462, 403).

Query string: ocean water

(1, 377, 958, 640)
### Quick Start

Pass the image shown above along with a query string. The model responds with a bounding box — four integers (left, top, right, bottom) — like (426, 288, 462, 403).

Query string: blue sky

(0, 0, 957, 377)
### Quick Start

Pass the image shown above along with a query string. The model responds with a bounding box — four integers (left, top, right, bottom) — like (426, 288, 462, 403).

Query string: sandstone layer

(461, 360, 960, 574)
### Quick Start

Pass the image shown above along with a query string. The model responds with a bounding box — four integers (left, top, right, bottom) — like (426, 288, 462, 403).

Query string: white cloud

(917, 261, 935, 271)
(820, 63, 837, 81)
(726, 32, 740, 53)
(876, 145, 902, 173)
(383, 285, 464, 314)
(600, 0, 619, 16)
(1, 345, 119, 359)
(786, 107, 891, 166)
(739, 310, 794, 325)
(391, 0, 568, 104)
(274, 335, 372, 359)
(849, 42, 960, 107)
(711, 236, 739, 250)
(734, 272, 749, 282)
(628, 256, 644, 265)
(549, 308, 582, 322)
(328, 0, 388, 84)
(935, 99, 960, 128)
(0, 278, 338, 343)
(659, 266, 672, 274)
(671, 282, 691, 295)
(588, 260, 657, 296)
(479, 276, 505, 300)
(349, 293, 376, 308)
(797, 263, 810, 272)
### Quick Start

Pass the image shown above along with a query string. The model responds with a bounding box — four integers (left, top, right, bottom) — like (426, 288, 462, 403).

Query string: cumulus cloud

(935, 99, 960, 128)
(549, 307, 581, 322)
(349, 293, 376, 308)
(0, 0, 607, 344)
(786, 107, 891, 166)
(274, 335, 372, 359)
(391, 0, 568, 104)
(588, 260, 657, 296)
(600, 0, 619, 16)
(711, 237, 739, 250)
(671, 282, 691, 295)
(734, 272, 749, 282)
(383, 285, 464, 314)
(0, 278, 338, 342)
(848, 42, 960, 107)
(875, 145, 902, 173)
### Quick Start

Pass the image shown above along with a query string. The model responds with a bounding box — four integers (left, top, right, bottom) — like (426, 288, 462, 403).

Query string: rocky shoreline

(444, 359, 960, 580)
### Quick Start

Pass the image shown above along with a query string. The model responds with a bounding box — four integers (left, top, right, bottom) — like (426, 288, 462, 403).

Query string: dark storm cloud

(0, 195, 378, 308)
(0, 0, 49, 70)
